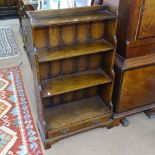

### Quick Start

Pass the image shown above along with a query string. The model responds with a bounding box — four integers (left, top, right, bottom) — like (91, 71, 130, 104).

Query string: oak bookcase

(26, 5, 117, 148)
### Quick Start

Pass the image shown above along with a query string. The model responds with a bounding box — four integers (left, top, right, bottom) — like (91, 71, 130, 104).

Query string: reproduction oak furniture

(26, 4, 117, 148)
(106, 0, 155, 126)
(0, 0, 18, 16)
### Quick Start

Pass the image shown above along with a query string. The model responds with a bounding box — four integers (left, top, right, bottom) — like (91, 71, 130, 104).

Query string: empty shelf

(41, 69, 112, 98)
(38, 40, 114, 62)
(45, 96, 110, 130)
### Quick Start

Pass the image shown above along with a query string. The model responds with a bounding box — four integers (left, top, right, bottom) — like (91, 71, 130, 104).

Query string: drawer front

(48, 114, 111, 138)
(118, 64, 155, 113)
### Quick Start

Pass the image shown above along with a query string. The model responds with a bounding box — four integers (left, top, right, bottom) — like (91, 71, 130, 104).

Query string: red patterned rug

(0, 66, 44, 155)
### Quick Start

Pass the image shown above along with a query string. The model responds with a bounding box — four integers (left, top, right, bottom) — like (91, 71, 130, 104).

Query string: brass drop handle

(60, 128, 69, 134)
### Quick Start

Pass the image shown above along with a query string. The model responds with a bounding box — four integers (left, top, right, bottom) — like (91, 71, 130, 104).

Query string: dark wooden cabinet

(0, 0, 18, 16)
(26, 5, 117, 148)
(109, 0, 155, 125)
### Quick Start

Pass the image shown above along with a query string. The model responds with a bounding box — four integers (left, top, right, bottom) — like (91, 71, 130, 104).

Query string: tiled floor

(0, 18, 155, 155)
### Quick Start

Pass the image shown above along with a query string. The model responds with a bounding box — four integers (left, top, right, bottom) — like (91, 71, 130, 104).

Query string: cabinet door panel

(138, 0, 155, 39)
(118, 65, 155, 113)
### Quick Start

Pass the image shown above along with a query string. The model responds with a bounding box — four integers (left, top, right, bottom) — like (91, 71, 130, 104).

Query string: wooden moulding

(113, 102, 155, 119)
(115, 53, 155, 71)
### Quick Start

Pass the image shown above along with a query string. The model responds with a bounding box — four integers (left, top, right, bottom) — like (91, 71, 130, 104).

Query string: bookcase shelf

(41, 69, 111, 98)
(45, 96, 110, 130)
(38, 40, 114, 62)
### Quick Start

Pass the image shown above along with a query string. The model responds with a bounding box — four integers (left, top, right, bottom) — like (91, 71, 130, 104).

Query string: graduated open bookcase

(26, 4, 117, 149)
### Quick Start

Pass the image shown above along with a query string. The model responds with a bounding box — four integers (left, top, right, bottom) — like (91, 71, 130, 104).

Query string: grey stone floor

(0, 18, 155, 155)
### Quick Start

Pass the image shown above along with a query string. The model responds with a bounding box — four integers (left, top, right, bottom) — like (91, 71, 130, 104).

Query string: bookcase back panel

(99, 83, 113, 108)
(33, 21, 105, 50)
(101, 51, 114, 77)
(50, 60, 62, 77)
(91, 21, 105, 40)
(39, 62, 50, 80)
(76, 56, 87, 72)
(77, 23, 89, 43)
(62, 58, 74, 75)
(39, 53, 103, 81)
(62, 25, 76, 46)
(49, 26, 60, 48)
(33, 27, 49, 49)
